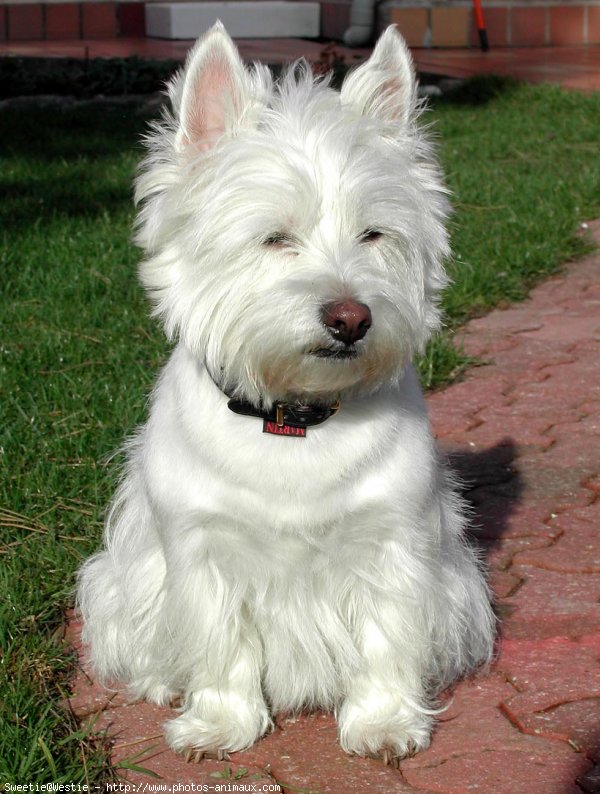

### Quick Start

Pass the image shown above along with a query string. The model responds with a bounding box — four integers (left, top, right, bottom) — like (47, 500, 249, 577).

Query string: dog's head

(135, 23, 450, 407)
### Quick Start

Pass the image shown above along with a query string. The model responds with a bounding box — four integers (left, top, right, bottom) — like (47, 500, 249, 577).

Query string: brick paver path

(68, 225, 600, 793)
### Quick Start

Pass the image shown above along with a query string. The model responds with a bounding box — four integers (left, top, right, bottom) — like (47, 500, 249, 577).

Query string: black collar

(227, 397, 340, 430)
(206, 366, 340, 434)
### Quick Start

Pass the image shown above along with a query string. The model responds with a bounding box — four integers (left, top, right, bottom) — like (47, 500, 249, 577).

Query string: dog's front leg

(161, 547, 271, 759)
(338, 612, 433, 767)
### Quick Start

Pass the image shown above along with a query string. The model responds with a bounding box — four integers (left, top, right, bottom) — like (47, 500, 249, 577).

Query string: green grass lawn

(1, 78, 600, 783)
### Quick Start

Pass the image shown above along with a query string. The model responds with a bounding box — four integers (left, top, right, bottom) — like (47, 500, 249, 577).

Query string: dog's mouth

(309, 347, 359, 361)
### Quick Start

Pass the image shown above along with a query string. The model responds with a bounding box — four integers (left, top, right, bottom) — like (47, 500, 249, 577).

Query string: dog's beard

(210, 337, 409, 408)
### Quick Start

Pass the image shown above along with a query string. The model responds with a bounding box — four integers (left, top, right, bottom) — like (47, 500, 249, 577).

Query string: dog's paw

(164, 691, 271, 757)
(379, 741, 419, 768)
(338, 695, 432, 764)
(180, 747, 231, 764)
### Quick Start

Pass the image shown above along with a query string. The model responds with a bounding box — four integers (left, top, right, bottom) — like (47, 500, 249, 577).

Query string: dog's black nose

(322, 300, 372, 345)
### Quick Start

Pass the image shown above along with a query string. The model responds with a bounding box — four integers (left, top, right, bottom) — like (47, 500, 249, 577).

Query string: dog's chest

(153, 413, 384, 532)
(145, 350, 432, 537)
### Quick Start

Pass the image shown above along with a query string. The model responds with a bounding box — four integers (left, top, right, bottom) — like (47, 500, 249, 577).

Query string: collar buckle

(276, 403, 285, 427)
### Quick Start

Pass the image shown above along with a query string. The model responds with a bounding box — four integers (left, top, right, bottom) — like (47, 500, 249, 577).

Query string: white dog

(77, 23, 494, 766)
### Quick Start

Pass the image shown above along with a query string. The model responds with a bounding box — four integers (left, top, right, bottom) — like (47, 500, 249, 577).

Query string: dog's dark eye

(264, 232, 293, 247)
(360, 229, 383, 243)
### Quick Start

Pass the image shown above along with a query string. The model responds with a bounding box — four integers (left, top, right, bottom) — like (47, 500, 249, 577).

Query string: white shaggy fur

(77, 23, 494, 762)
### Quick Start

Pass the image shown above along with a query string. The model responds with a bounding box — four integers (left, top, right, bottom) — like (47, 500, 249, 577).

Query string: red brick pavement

(67, 223, 600, 793)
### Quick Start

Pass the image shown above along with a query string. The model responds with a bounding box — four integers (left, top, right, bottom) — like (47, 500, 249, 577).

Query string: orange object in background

(473, 0, 490, 50)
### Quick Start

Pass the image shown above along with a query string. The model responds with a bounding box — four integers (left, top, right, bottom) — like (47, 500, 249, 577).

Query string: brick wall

(321, 0, 600, 46)
(385, 1, 600, 47)
(0, 0, 145, 40)
(1, 0, 600, 45)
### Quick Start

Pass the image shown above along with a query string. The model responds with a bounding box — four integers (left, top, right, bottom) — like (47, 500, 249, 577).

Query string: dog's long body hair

(78, 23, 494, 760)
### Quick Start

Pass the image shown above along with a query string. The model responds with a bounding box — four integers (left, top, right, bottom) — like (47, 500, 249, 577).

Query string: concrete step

(145, 1, 321, 40)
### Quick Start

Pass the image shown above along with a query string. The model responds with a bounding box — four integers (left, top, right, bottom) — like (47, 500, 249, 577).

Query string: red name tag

(263, 420, 307, 437)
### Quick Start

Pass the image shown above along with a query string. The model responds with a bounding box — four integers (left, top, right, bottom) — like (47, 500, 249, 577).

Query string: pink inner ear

(380, 74, 409, 121)
(182, 54, 236, 151)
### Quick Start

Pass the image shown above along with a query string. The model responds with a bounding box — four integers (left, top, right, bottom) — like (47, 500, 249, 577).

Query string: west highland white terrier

(77, 23, 495, 766)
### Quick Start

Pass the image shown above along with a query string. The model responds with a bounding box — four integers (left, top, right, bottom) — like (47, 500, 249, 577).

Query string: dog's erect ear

(340, 26, 416, 128)
(175, 22, 249, 152)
